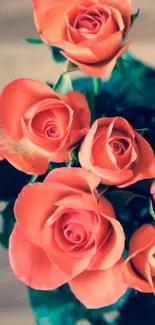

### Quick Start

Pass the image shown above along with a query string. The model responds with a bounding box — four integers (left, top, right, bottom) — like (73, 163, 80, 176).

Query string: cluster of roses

(0, 0, 155, 310)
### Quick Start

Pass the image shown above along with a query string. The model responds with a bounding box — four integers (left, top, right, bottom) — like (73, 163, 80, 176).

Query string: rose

(150, 181, 155, 202)
(32, 0, 131, 77)
(9, 167, 126, 308)
(122, 224, 155, 293)
(79, 117, 155, 187)
(0, 79, 90, 175)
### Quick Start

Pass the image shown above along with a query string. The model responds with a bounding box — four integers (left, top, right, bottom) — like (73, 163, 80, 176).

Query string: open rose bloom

(9, 168, 126, 308)
(79, 117, 155, 187)
(123, 224, 155, 293)
(0, 79, 90, 174)
(32, 0, 131, 77)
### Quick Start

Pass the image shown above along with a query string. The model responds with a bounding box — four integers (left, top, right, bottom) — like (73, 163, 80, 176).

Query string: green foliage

(54, 72, 73, 94)
(0, 201, 15, 249)
(131, 9, 140, 27)
(105, 191, 146, 214)
(25, 38, 66, 62)
(25, 38, 44, 44)
(28, 287, 84, 325)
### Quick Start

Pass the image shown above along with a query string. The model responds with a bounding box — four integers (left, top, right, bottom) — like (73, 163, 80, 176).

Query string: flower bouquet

(0, 1, 155, 325)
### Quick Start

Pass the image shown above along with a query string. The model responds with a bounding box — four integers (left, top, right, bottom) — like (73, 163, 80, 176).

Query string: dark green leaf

(131, 9, 140, 27)
(25, 38, 44, 44)
(67, 61, 79, 73)
(50, 46, 66, 62)
(28, 287, 83, 325)
(105, 191, 145, 214)
(54, 73, 73, 94)
(149, 199, 155, 220)
(0, 201, 15, 249)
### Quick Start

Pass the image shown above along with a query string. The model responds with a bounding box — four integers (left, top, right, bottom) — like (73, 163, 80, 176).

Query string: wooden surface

(0, 0, 155, 324)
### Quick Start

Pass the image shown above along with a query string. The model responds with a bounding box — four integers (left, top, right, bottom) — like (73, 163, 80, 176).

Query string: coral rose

(32, 0, 131, 77)
(9, 167, 126, 308)
(79, 117, 155, 187)
(0, 79, 90, 174)
(122, 224, 155, 293)
(150, 181, 155, 202)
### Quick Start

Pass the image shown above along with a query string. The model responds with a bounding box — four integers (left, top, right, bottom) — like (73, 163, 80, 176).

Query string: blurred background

(0, 0, 155, 324)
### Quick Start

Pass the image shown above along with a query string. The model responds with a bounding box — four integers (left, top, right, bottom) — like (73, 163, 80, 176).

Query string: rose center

(75, 10, 103, 36)
(63, 223, 86, 244)
(110, 139, 129, 156)
(44, 121, 60, 138)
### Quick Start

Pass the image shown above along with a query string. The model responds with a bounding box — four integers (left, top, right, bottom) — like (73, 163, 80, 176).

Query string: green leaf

(25, 38, 44, 44)
(0, 201, 15, 249)
(131, 9, 140, 27)
(54, 73, 73, 94)
(149, 199, 155, 220)
(67, 61, 79, 73)
(50, 46, 66, 62)
(116, 57, 143, 95)
(105, 191, 145, 214)
(28, 287, 83, 325)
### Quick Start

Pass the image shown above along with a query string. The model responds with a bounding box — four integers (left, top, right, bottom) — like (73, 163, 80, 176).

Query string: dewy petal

(14, 182, 79, 246)
(69, 258, 127, 308)
(9, 224, 69, 289)
(0, 79, 53, 141)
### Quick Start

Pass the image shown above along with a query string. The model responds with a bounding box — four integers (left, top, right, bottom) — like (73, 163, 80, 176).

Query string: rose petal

(150, 181, 155, 195)
(40, 225, 92, 277)
(57, 41, 100, 63)
(79, 120, 98, 170)
(118, 132, 155, 187)
(44, 167, 100, 198)
(123, 224, 155, 292)
(55, 192, 115, 220)
(131, 253, 155, 291)
(5, 146, 49, 175)
(88, 214, 125, 270)
(90, 31, 122, 61)
(0, 130, 49, 175)
(104, 0, 131, 33)
(0, 79, 53, 141)
(69, 258, 127, 308)
(128, 224, 155, 255)
(123, 259, 155, 293)
(91, 165, 133, 186)
(14, 182, 79, 245)
(64, 91, 90, 129)
(9, 224, 69, 289)
(62, 52, 117, 78)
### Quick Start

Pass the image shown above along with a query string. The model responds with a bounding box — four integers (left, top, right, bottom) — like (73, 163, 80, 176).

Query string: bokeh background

(0, 0, 155, 324)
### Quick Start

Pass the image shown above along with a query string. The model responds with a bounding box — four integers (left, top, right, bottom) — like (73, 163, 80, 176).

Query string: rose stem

(29, 174, 39, 183)
(92, 77, 102, 96)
